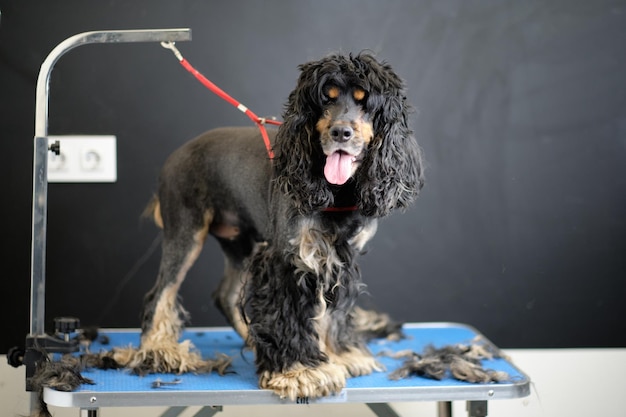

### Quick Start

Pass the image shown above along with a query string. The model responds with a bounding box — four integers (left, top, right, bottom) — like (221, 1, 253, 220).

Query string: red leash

(161, 42, 279, 159)
(161, 42, 358, 213)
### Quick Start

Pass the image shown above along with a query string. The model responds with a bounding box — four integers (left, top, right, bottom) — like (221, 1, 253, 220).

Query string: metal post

(27, 28, 191, 417)
(80, 409, 98, 417)
(29, 28, 191, 337)
(437, 401, 452, 417)
(160, 406, 189, 417)
(192, 406, 223, 417)
(30, 135, 50, 336)
(466, 401, 488, 417)
(366, 403, 401, 417)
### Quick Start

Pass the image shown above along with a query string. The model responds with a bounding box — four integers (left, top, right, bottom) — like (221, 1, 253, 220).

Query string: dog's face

(316, 84, 374, 185)
(275, 52, 423, 216)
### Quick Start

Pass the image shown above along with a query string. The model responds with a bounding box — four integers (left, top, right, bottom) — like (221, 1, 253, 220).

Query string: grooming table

(26, 29, 528, 417)
(43, 323, 530, 417)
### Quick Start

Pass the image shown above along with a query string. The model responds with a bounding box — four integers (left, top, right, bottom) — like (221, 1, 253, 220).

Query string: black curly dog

(116, 52, 424, 400)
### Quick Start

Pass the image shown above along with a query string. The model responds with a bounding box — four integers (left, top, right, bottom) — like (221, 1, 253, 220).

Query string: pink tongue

(324, 152, 353, 185)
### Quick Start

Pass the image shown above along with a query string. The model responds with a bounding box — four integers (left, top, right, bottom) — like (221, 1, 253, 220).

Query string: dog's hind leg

(113, 206, 230, 375)
(213, 256, 251, 342)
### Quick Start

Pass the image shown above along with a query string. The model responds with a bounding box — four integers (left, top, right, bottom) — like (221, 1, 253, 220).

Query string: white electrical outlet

(47, 135, 117, 183)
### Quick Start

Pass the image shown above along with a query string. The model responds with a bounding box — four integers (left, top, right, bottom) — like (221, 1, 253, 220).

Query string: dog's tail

(142, 195, 164, 229)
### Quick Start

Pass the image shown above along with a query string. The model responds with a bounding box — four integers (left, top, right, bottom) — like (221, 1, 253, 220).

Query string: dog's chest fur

(289, 213, 376, 284)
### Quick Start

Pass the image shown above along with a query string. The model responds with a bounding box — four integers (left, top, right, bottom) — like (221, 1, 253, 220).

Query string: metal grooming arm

(26, 28, 191, 390)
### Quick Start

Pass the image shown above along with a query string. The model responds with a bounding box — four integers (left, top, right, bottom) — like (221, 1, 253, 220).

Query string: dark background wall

(1, 0, 625, 354)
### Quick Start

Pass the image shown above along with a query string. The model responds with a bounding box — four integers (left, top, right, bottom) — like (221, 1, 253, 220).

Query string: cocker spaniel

(117, 51, 424, 400)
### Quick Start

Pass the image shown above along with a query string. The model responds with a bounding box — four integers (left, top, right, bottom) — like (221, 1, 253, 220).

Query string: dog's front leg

(244, 248, 349, 400)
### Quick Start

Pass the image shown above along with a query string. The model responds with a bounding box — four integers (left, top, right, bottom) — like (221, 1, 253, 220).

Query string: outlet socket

(47, 135, 117, 183)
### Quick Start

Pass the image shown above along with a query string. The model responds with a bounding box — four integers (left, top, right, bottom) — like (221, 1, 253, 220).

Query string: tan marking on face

(353, 88, 365, 101)
(316, 113, 331, 135)
(317, 111, 372, 144)
(327, 86, 340, 99)
(354, 119, 374, 144)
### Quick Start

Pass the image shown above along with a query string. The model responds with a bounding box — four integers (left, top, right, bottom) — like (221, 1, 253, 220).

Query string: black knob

(49, 140, 60, 155)
(7, 346, 25, 368)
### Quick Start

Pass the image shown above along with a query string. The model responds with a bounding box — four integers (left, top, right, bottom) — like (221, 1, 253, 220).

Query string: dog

(115, 52, 424, 400)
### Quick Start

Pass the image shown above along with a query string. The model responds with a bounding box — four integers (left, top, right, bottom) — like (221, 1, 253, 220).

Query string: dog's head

(274, 52, 424, 217)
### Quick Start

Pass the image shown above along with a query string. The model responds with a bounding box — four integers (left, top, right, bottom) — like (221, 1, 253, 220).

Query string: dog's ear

(273, 61, 334, 213)
(356, 55, 424, 217)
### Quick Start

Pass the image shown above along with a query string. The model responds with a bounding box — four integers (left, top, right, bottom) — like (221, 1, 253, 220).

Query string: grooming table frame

(27, 30, 530, 417)
(30, 27, 192, 341)
(26, 27, 192, 414)
(43, 323, 530, 417)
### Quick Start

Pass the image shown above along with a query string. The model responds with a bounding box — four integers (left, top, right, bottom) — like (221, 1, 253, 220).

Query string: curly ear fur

(273, 60, 336, 214)
(355, 54, 424, 217)
(273, 52, 424, 217)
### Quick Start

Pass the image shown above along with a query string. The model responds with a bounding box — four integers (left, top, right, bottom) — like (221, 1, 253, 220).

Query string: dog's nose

(330, 125, 354, 142)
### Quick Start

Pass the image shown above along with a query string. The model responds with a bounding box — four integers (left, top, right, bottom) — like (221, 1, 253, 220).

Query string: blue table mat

(67, 323, 526, 394)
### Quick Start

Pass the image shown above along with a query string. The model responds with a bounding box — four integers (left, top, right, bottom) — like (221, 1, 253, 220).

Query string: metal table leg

(437, 401, 452, 417)
(467, 401, 488, 417)
(369, 401, 477, 417)
(366, 403, 400, 417)
(192, 406, 223, 417)
(160, 406, 188, 417)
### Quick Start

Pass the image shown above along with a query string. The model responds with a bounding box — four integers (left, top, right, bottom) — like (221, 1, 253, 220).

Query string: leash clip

(161, 41, 183, 61)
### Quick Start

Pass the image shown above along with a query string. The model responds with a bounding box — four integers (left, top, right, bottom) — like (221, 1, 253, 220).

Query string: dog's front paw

(112, 340, 231, 375)
(259, 362, 348, 400)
